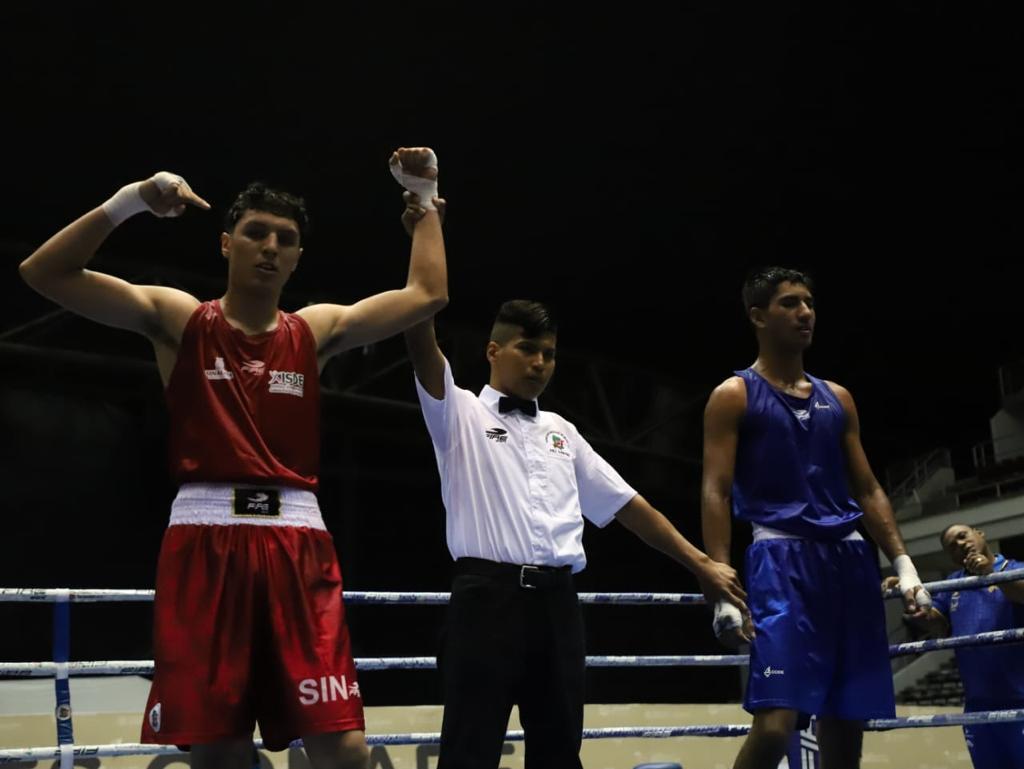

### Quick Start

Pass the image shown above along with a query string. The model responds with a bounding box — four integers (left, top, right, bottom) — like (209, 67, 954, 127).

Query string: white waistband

(752, 523, 864, 543)
(170, 483, 325, 530)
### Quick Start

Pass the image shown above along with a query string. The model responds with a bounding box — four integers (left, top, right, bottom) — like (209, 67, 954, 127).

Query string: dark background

(2, 3, 1023, 706)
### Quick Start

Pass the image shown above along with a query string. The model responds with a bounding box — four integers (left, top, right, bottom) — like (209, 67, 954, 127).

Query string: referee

(400, 231, 747, 768)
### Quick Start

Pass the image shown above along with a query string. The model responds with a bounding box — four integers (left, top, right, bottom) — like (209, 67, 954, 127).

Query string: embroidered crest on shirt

(268, 370, 305, 397)
(204, 356, 234, 381)
(546, 431, 570, 457)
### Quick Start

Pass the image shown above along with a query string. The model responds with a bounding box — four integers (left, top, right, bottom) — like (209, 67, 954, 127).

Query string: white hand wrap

(893, 554, 932, 608)
(101, 171, 187, 227)
(390, 150, 439, 210)
(713, 600, 744, 640)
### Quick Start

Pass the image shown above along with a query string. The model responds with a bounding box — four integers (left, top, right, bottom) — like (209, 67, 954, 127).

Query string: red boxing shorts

(141, 484, 364, 750)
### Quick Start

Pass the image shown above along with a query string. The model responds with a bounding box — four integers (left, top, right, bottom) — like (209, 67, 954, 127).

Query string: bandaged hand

(390, 148, 439, 211)
(102, 172, 209, 226)
(713, 600, 753, 648)
(894, 554, 932, 616)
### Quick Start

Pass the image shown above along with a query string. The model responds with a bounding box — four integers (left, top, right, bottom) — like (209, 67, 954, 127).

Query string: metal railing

(887, 449, 952, 499)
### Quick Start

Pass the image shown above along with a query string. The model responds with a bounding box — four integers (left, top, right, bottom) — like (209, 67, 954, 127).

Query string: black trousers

(437, 558, 586, 769)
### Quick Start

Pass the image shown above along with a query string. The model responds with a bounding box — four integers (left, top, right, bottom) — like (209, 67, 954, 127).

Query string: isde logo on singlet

(204, 356, 234, 381)
(269, 370, 304, 397)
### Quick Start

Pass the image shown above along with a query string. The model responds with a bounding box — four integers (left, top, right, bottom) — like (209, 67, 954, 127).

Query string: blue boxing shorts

(743, 537, 895, 721)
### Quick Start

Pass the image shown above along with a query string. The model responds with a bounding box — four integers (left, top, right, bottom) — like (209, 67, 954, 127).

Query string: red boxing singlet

(166, 300, 320, 491)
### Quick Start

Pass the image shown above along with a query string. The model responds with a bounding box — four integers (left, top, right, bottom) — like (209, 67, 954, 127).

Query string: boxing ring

(2, 569, 1023, 767)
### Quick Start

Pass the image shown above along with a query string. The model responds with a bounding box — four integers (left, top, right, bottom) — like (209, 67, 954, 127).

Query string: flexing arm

(18, 173, 207, 343)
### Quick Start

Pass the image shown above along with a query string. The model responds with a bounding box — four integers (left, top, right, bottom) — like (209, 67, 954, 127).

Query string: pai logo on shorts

(148, 702, 161, 733)
(546, 431, 570, 458)
(232, 489, 282, 518)
(269, 369, 305, 397)
(298, 675, 362, 706)
(763, 665, 785, 679)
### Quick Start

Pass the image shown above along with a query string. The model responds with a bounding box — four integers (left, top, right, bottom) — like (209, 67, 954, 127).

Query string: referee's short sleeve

(414, 357, 464, 452)
(570, 424, 637, 528)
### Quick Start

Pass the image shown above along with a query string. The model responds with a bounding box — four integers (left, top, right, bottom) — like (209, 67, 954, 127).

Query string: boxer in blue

(701, 267, 931, 769)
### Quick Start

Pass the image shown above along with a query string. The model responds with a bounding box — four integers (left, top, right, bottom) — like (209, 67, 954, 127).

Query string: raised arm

(299, 148, 448, 364)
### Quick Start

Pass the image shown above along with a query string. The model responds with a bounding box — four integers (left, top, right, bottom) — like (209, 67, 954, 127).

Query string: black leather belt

(454, 557, 573, 590)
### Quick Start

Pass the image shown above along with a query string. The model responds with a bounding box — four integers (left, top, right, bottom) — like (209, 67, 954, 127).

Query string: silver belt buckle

(519, 565, 541, 589)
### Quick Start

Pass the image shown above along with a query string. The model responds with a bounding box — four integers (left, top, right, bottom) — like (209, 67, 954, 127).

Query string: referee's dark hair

(490, 300, 557, 344)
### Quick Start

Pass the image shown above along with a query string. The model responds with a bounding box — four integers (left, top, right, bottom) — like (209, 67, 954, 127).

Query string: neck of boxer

(219, 286, 281, 336)
(751, 347, 807, 394)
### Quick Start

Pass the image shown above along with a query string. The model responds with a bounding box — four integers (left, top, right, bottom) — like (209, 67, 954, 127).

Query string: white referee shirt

(415, 358, 638, 573)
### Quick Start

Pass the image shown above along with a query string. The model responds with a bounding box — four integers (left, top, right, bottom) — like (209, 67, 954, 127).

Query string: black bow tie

(499, 395, 538, 417)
